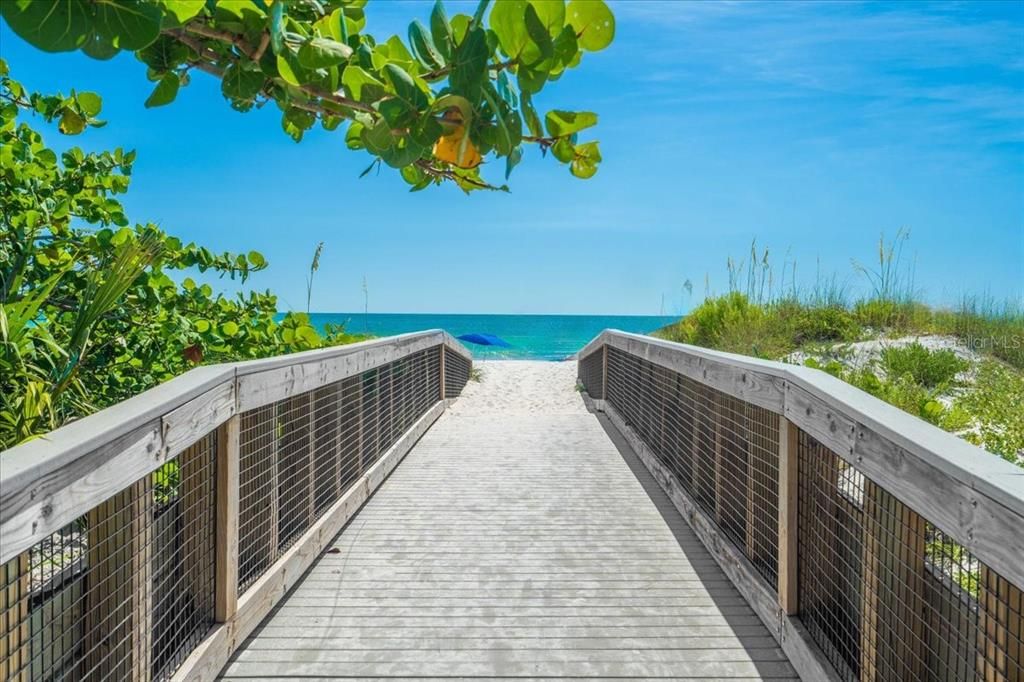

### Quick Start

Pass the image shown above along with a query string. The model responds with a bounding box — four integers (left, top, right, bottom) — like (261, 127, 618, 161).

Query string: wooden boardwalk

(220, 361, 798, 681)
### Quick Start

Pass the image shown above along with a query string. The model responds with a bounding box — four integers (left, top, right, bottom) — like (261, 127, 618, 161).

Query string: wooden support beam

(84, 477, 153, 680)
(977, 565, 1024, 682)
(216, 415, 240, 622)
(860, 479, 928, 681)
(778, 414, 799, 615)
(0, 552, 31, 681)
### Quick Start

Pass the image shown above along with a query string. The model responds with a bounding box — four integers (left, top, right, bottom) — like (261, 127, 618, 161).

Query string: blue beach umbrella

(456, 333, 512, 348)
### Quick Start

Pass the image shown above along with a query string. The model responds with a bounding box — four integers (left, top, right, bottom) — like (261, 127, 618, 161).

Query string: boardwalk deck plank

(220, 361, 797, 681)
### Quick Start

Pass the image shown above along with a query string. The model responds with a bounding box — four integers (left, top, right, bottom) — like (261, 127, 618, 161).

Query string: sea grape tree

(1, 0, 615, 192)
(0, 62, 363, 447)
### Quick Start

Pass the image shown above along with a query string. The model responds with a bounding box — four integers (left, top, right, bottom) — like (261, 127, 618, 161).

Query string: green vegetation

(0, 65, 363, 450)
(0, 0, 618, 448)
(956, 361, 1024, 461)
(656, 235, 1024, 465)
(1, 0, 615, 192)
(880, 342, 967, 388)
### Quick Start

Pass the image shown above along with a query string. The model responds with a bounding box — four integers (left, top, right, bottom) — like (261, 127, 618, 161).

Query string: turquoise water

(308, 313, 676, 361)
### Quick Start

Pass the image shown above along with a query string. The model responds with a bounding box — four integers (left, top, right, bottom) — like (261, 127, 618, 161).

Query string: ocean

(308, 313, 677, 361)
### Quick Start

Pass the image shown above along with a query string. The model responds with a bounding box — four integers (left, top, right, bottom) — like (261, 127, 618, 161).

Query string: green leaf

(567, 0, 614, 52)
(380, 136, 425, 169)
(400, 163, 426, 186)
(297, 37, 353, 69)
(522, 3, 554, 67)
(545, 110, 596, 137)
(58, 109, 86, 135)
(481, 85, 520, 156)
(221, 64, 265, 102)
(0, 0, 92, 52)
(282, 107, 315, 142)
(430, 0, 454, 62)
(285, 107, 315, 131)
(77, 91, 102, 117)
(276, 53, 308, 87)
(221, 321, 240, 337)
(521, 93, 543, 137)
(384, 63, 428, 109)
(449, 26, 488, 102)
(450, 14, 471, 45)
(161, 0, 205, 23)
(378, 98, 414, 129)
(345, 122, 365, 149)
(342, 66, 385, 102)
(516, 65, 546, 95)
(296, 325, 320, 345)
(82, 31, 120, 60)
(93, 0, 163, 51)
(505, 145, 523, 180)
(528, 0, 565, 37)
(361, 118, 394, 154)
(551, 24, 578, 72)
(247, 251, 266, 268)
(551, 137, 574, 162)
(411, 114, 443, 148)
(489, 0, 528, 58)
(409, 19, 444, 70)
(570, 140, 601, 178)
(144, 74, 180, 108)
(314, 8, 346, 42)
(136, 35, 190, 72)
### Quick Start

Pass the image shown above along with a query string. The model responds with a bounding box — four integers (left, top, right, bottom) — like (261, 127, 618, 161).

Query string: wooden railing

(0, 331, 472, 681)
(579, 330, 1023, 682)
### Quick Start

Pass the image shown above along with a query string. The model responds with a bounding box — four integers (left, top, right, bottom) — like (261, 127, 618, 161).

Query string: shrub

(957, 361, 1024, 464)
(881, 342, 967, 388)
(794, 306, 861, 343)
(853, 298, 932, 332)
(671, 292, 763, 348)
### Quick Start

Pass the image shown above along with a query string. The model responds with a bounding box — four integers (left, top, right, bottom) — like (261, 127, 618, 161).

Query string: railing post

(216, 414, 240, 622)
(439, 343, 446, 400)
(778, 414, 799, 615)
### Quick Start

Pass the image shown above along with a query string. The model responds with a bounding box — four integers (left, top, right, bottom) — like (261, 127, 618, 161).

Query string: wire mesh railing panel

(797, 428, 1024, 682)
(0, 432, 217, 682)
(150, 435, 217, 680)
(444, 346, 470, 398)
(237, 403, 278, 592)
(236, 346, 444, 595)
(276, 393, 315, 554)
(578, 348, 604, 399)
(604, 345, 779, 591)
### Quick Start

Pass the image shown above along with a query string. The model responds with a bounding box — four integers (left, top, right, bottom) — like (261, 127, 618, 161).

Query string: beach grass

(654, 234, 1024, 464)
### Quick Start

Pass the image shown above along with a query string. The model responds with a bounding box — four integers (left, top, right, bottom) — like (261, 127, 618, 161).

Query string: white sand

(447, 360, 586, 416)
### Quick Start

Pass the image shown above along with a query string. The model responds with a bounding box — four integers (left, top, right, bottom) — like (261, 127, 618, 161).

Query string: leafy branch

(1, 0, 616, 193)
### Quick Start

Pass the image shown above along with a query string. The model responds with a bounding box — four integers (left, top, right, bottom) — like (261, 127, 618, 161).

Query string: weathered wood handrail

(579, 329, 1024, 681)
(0, 331, 472, 681)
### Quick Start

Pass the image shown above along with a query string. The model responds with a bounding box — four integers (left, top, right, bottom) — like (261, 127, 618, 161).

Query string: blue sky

(2, 0, 1022, 315)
